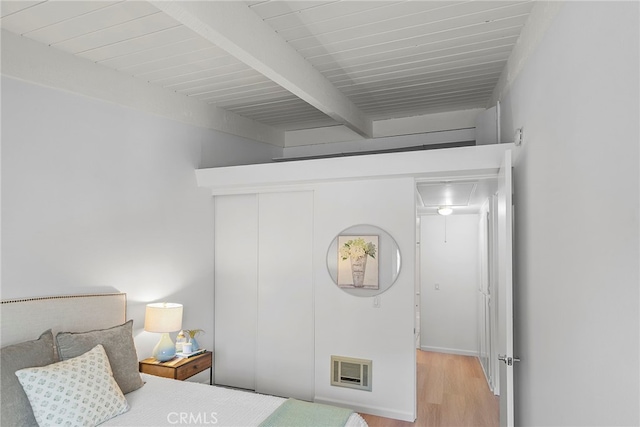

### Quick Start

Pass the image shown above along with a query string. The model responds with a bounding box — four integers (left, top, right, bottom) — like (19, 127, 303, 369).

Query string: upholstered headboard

(0, 293, 127, 347)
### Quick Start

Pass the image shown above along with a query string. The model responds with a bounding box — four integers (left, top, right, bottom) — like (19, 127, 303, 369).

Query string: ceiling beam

(151, 1, 372, 138)
(1, 29, 284, 147)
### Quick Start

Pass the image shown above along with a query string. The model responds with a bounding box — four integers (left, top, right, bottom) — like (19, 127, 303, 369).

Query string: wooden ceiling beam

(152, 1, 372, 138)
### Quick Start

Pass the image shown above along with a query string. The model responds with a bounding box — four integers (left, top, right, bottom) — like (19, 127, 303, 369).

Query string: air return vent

(331, 356, 372, 392)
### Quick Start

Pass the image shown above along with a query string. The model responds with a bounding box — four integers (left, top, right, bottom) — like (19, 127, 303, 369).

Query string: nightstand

(139, 351, 213, 385)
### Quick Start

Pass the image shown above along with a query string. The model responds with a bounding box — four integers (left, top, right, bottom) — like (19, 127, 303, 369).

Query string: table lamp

(144, 302, 183, 361)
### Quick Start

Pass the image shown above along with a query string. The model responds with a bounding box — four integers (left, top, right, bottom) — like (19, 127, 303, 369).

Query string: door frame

(413, 149, 515, 425)
(497, 150, 516, 426)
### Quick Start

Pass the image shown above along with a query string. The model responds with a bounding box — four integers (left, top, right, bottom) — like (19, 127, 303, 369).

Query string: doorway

(414, 176, 499, 395)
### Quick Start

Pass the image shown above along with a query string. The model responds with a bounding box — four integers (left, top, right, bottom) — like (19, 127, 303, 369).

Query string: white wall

(419, 214, 479, 355)
(495, 2, 639, 425)
(198, 145, 511, 421)
(1, 29, 283, 146)
(313, 178, 416, 421)
(210, 178, 416, 420)
(0, 77, 278, 379)
(201, 132, 282, 167)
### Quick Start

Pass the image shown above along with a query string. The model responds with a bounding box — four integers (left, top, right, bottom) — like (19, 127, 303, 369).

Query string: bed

(0, 293, 367, 427)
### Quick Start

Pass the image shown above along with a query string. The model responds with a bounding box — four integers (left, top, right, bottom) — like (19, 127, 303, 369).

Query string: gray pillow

(0, 330, 57, 427)
(56, 320, 144, 394)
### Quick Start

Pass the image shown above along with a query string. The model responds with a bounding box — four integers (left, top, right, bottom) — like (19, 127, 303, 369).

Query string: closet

(213, 191, 314, 400)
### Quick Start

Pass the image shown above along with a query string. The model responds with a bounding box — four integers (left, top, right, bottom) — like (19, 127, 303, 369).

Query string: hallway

(360, 351, 499, 427)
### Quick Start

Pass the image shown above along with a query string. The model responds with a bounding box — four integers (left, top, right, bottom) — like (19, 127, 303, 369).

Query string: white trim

(373, 109, 483, 138)
(314, 396, 415, 423)
(283, 128, 475, 158)
(197, 144, 515, 195)
(420, 346, 479, 357)
(283, 109, 483, 147)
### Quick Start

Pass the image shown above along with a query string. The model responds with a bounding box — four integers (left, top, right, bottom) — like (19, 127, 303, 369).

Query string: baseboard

(420, 345, 478, 357)
(314, 396, 415, 422)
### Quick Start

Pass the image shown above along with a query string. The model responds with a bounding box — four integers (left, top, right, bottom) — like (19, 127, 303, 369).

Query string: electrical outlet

(435, 283, 440, 290)
(373, 296, 381, 308)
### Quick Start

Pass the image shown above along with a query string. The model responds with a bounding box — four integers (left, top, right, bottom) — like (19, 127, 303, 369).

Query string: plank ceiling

(1, 1, 534, 134)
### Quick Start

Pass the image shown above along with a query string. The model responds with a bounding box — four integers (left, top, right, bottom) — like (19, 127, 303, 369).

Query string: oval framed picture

(327, 224, 401, 297)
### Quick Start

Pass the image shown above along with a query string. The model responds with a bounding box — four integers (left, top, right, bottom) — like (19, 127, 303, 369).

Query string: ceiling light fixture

(437, 206, 453, 216)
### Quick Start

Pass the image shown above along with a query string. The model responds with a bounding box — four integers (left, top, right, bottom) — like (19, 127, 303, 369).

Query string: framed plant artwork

(327, 224, 401, 297)
(337, 235, 379, 289)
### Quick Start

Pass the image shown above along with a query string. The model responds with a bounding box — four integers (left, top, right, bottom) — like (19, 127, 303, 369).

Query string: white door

(255, 191, 314, 401)
(214, 191, 314, 400)
(497, 150, 516, 426)
(214, 194, 258, 390)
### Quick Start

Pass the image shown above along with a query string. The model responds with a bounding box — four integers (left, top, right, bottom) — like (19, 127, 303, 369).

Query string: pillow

(0, 330, 57, 427)
(16, 344, 129, 427)
(56, 320, 143, 394)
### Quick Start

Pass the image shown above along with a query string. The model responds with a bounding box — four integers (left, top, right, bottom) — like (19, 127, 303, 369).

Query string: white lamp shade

(144, 303, 183, 333)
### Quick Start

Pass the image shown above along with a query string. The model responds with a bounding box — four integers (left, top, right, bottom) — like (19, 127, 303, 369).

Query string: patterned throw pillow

(15, 344, 129, 427)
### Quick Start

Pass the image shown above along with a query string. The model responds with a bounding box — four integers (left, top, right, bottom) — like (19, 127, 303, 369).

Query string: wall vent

(330, 355, 372, 392)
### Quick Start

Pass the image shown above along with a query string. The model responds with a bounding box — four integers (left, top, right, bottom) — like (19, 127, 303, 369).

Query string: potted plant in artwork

(339, 237, 377, 287)
(185, 329, 204, 351)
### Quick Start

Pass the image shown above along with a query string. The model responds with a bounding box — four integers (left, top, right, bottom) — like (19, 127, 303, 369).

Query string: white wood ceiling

(1, 1, 534, 133)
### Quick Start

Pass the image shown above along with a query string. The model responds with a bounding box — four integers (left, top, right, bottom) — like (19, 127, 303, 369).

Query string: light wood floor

(359, 351, 499, 427)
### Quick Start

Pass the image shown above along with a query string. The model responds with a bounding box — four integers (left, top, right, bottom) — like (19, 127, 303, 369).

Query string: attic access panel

(416, 181, 477, 207)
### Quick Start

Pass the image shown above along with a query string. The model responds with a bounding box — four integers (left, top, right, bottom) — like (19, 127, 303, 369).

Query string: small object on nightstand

(140, 351, 213, 385)
(185, 329, 204, 351)
(176, 348, 206, 359)
(176, 330, 187, 353)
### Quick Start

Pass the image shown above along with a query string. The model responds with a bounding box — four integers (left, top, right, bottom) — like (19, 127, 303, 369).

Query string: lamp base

(152, 332, 176, 361)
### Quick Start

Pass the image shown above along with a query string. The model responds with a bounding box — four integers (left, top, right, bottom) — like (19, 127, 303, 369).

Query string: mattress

(103, 374, 367, 427)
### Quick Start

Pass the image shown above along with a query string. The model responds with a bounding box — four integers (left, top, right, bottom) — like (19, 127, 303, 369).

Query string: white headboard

(0, 293, 127, 347)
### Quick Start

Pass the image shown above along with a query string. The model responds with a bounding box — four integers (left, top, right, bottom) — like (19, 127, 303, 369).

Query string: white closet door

(214, 194, 258, 390)
(256, 191, 314, 401)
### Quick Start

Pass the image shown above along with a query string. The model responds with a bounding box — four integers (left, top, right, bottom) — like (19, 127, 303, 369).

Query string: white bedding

(103, 374, 367, 427)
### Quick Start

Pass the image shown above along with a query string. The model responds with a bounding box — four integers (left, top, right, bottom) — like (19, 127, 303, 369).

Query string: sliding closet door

(214, 194, 258, 390)
(256, 191, 314, 401)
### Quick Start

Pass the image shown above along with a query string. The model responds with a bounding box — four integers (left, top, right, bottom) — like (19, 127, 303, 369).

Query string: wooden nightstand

(139, 351, 213, 385)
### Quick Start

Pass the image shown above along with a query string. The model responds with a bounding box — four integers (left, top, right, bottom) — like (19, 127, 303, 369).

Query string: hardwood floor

(359, 351, 499, 427)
